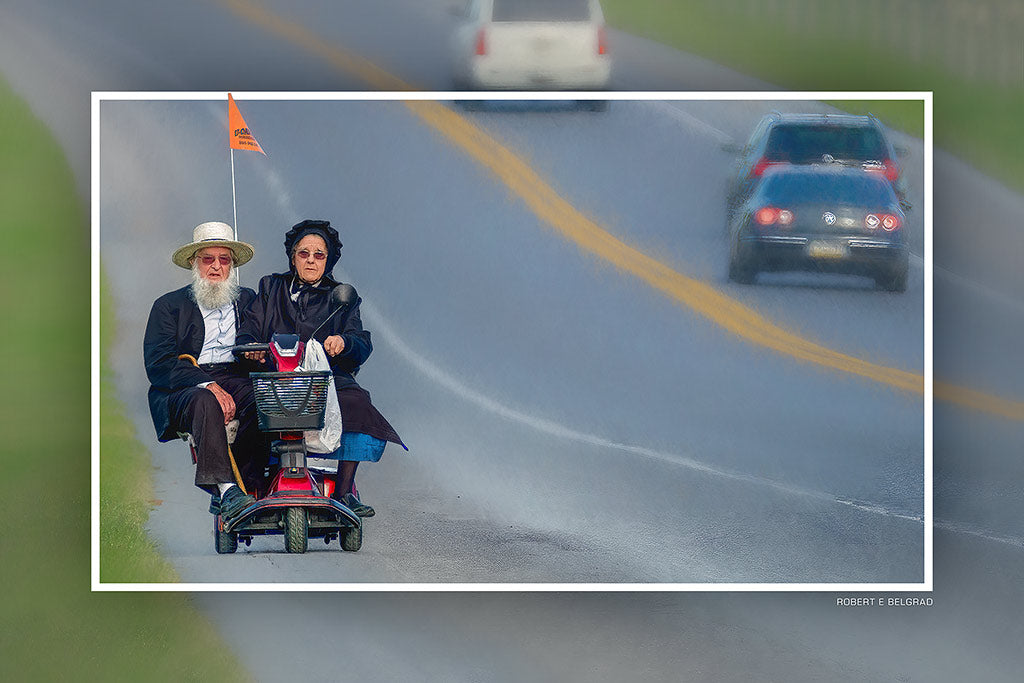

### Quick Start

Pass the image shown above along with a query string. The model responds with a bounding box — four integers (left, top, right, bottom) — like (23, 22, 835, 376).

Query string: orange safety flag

(228, 93, 265, 155)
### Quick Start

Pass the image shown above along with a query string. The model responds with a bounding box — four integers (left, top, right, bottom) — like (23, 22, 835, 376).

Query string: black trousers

(166, 366, 265, 494)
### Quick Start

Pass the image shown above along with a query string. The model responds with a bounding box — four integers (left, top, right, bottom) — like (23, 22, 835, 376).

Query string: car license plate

(806, 241, 848, 259)
(533, 36, 554, 50)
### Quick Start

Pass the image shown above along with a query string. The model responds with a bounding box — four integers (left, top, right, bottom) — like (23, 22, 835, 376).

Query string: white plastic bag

(300, 339, 342, 453)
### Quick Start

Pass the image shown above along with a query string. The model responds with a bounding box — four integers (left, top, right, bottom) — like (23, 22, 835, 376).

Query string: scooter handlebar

(231, 343, 271, 355)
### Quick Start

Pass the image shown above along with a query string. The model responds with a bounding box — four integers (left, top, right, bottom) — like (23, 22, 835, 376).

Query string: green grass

(0, 78, 251, 682)
(99, 279, 181, 583)
(824, 101, 924, 140)
(601, 0, 1023, 190)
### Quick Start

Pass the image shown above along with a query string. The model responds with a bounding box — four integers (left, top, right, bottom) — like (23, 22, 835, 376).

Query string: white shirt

(196, 301, 236, 365)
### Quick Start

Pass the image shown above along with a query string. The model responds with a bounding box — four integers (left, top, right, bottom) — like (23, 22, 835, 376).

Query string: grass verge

(99, 277, 180, 583)
(601, 0, 1023, 190)
(0, 77, 250, 681)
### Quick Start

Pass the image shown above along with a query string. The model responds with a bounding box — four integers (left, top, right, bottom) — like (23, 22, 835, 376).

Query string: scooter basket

(251, 371, 332, 431)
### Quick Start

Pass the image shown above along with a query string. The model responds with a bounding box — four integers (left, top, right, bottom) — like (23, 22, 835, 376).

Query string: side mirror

(720, 140, 742, 154)
(332, 283, 357, 309)
(308, 284, 358, 341)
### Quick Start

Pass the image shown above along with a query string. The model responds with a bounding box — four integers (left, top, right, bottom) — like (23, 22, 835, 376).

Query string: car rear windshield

(765, 124, 888, 163)
(759, 172, 896, 206)
(492, 0, 592, 22)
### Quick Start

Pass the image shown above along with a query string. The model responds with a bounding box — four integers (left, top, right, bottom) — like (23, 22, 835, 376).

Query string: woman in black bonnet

(237, 219, 404, 517)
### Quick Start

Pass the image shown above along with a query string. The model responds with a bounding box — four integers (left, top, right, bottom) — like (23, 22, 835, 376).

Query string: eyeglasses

(197, 254, 233, 266)
(295, 249, 327, 261)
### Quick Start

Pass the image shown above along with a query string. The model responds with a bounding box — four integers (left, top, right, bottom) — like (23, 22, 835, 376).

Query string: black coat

(237, 272, 404, 446)
(143, 285, 256, 441)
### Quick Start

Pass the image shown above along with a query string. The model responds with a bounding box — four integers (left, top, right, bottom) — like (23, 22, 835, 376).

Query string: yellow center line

(220, 0, 1024, 422)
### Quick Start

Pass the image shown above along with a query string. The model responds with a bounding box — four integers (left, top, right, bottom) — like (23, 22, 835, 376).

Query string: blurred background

(620, 0, 1021, 84)
(1, 0, 1022, 680)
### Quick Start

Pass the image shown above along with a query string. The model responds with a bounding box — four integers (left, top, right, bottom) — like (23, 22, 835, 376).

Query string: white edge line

(932, 262, 1024, 314)
(643, 101, 734, 145)
(92, 91, 933, 592)
(362, 302, 926, 523)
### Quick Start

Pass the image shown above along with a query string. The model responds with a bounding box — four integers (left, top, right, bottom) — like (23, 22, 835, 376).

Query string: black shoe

(220, 485, 256, 521)
(209, 494, 220, 515)
(338, 492, 375, 518)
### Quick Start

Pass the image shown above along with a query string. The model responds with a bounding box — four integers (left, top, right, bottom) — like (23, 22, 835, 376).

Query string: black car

(728, 165, 909, 291)
(725, 112, 909, 221)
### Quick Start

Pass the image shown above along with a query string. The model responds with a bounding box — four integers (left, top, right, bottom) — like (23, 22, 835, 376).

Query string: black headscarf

(283, 219, 343, 279)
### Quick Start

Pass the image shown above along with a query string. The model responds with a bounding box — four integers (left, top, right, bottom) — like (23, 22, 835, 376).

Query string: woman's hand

(323, 334, 346, 356)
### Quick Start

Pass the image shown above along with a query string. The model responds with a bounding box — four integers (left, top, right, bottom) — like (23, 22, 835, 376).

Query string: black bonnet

(284, 219, 343, 278)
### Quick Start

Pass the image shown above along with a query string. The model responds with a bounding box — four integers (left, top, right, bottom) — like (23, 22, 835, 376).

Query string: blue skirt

(326, 431, 387, 462)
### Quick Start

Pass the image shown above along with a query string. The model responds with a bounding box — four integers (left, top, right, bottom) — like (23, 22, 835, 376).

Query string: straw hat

(171, 221, 255, 269)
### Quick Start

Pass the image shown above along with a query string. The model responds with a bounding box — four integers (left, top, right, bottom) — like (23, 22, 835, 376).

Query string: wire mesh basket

(251, 371, 332, 431)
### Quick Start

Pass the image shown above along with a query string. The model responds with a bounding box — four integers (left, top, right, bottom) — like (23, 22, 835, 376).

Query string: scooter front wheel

(284, 507, 308, 553)
(214, 515, 237, 554)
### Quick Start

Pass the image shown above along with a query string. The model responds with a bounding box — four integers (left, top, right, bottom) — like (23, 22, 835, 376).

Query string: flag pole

(226, 93, 265, 285)
(230, 147, 238, 241)
(230, 124, 239, 285)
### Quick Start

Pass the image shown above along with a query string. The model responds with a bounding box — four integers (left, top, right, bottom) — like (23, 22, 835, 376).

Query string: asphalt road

(3, 0, 1023, 679)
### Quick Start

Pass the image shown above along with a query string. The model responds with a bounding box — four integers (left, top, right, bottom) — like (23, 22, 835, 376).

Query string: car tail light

(754, 207, 777, 225)
(754, 207, 794, 227)
(864, 213, 900, 230)
(882, 158, 900, 182)
(597, 26, 608, 55)
(865, 158, 901, 183)
(751, 157, 784, 177)
(475, 28, 487, 56)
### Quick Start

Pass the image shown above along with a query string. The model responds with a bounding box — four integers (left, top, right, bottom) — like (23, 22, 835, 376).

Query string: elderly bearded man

(143, 221, 263, 522)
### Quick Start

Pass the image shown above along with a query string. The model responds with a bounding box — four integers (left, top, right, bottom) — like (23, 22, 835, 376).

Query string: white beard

(191, 264, 239, 309)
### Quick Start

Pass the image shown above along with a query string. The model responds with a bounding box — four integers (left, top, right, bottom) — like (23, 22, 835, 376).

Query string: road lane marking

(934, 260, 1024, 315)
(221, 0, 411, 91)
(219, 0, 1024, 422)
(643, 101, 735, 146)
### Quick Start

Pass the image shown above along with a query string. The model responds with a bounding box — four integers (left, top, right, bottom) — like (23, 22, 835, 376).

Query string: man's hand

(324, 335, 345, 356)
(243, 350, 266, 362)
(207, 382, 236, 423)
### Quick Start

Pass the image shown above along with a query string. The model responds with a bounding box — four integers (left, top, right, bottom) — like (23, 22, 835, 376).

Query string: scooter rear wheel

(214, 515, 237, 554)
(284, 507, 308, 553)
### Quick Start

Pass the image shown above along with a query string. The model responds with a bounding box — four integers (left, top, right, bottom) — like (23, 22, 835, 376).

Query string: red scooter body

(211, 333, 361, 554)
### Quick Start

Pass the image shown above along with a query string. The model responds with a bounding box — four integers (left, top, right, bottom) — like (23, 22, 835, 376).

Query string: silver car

(450, 0, 611, 94)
